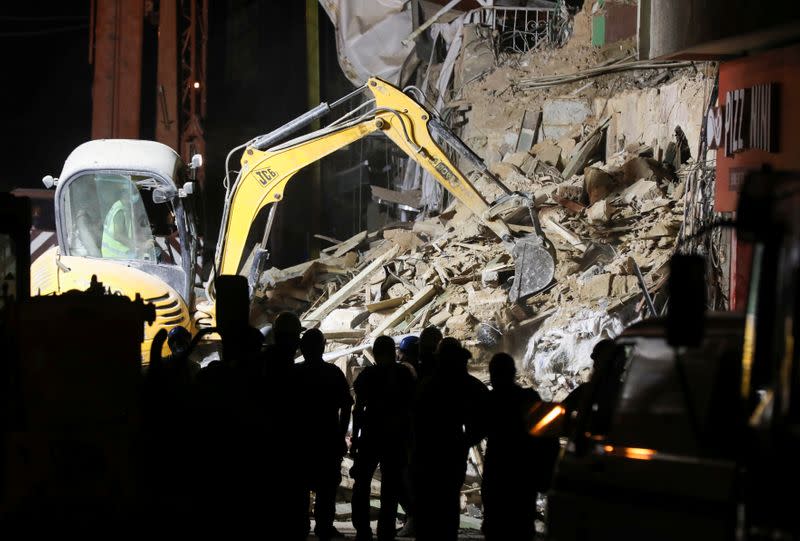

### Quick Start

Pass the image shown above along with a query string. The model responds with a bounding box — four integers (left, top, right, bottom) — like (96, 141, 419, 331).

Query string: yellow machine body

(31, 245, 194, 361)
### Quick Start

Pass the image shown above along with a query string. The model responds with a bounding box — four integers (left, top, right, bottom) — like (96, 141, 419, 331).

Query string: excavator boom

(215, 77, 555, 302)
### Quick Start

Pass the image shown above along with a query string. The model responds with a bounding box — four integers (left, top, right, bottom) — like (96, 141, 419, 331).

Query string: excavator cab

(33, 139, 199, 360)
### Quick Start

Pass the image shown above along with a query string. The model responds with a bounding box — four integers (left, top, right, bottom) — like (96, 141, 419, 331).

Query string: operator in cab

(100, 180, 157, 262)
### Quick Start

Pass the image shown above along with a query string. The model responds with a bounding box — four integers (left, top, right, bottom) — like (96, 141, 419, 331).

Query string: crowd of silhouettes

(139, 311, 561, 540)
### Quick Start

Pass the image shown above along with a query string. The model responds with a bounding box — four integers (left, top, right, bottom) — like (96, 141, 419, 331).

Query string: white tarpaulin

(319, 0, 417, 86)
(523, 307, 627, 379)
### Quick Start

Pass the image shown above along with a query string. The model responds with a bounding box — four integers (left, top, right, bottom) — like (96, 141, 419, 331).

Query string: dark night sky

(0, 2, 93, 193)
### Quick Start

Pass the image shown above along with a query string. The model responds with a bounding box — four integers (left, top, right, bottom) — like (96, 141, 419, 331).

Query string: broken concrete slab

(640, 222, 673, 239)
(620, 179, 662, 204)
(610, 275, 639, 297)
(584, 167, 616, 205)
(320, 307, 363, 332)
(580, 273, 612, 300)
(541, 97, 592, 140)
(562, 117, 610, 180)
(383, 229, 423, 251)
(467, 288, 508, 311)
(622, 156, 671, 185)
(558, 136, 577, 157)
(371, 185, 422, 210)
(587, 199, 613, 224)
(531, 140, 562, 168)
(502, 151, 531, 168)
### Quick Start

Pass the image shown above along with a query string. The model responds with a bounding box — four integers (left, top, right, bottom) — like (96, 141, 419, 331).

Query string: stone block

(532, 140, 562, 168)
(584, 167, 615, 205)
(610, 275, 639, 297)
(580, 273, 612, 300)
(541, 97, 592, 140)
(502, 151, 531, 168)
(621, 179, 661, 204)
(587, 200, 613, 224)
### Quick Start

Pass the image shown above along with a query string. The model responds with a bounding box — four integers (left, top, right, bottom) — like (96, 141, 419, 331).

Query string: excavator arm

(215, 77, 554, 301)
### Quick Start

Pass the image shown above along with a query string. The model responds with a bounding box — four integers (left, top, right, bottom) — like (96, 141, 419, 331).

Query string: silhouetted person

(143, 327, 196, 524)
(482, 353, 542, 540)
(396, 335, 420, 536)
(351, 336, 415, 541)
(412, 337, 489, 541)
(417, 326, 443, 381)
(260, 311, 306, 539)
(295, 328, 353, 540)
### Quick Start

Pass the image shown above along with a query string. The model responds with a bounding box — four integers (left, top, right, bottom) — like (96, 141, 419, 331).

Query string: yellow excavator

(32, 77, 554, 360)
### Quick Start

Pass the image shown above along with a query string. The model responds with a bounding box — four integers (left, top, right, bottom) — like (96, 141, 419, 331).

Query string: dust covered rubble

(252, 128, 687, 401)
(252, 1, 703, 401)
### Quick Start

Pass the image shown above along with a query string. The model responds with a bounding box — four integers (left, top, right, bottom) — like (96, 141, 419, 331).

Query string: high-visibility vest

(101, 200, 134, 259)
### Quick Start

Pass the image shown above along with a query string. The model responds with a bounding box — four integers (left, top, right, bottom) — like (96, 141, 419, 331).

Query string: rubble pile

(255, 127, 689, 399)
(255, 2, 713, 402)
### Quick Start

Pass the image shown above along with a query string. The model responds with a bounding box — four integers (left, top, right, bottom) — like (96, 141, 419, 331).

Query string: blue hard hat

(167, 326, 192, 354)
(399, 335, 420, 354)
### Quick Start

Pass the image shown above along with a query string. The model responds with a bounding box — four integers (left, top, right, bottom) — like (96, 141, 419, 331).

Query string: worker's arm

(215, 77, 514, 278)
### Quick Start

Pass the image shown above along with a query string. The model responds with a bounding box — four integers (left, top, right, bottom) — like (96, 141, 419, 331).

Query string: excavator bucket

(509, 235, 555, 303)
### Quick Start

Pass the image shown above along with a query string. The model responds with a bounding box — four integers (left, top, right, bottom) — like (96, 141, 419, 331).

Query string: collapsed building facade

(261, 1, 717, 404)
(248, 1, 728, 522)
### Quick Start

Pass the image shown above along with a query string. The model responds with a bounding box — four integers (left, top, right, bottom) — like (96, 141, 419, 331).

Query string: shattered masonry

(257, 2, 715, 407)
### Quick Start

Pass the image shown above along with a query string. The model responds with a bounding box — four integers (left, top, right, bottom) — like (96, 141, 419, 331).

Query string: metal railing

(470, 6, 557, 54)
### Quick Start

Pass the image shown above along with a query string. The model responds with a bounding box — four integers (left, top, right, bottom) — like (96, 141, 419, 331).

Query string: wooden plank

(303, 245, 400, 327)
(561, 117, 610, 179)
(322, 230, 367, 257)
(314, 233, 343, 245)
(371, 185, 422, 210)
(542, 217, 587, 252)
(514, 109, 542, 152)
(508, 224, 535, 234)
(453, 242, 489, 252)
(369, 284, 438, 338)
(322, 330, 365, 340)
(366, 296, 407, 313)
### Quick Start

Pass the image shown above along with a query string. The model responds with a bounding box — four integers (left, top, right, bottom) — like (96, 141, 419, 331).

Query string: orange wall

(717, 42, 800, 212)
(717, 43, 800, 310)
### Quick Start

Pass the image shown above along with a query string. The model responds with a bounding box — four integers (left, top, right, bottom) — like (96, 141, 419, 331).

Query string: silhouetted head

(419, 326, 443, 357)
(373, 335, 396, 367)
(489, 352, 516, 389)
(273, 311, 304, 348)
(244, 326, 265, 356)
(436, 337, 469, 375)
(590, 338, 617, 365)
(300, 328, 326, 362)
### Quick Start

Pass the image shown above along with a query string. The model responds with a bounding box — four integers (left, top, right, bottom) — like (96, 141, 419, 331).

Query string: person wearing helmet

(398, 335, 420, 379)
(167, 326, 192, 357)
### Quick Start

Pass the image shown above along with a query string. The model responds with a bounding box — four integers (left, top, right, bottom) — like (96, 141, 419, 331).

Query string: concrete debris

(253, 0, 713, 409)
(531, 140, 562, 168)
(584, 167, 616, 205)
(620, 179, 662, 204)
(586, 199, 613, 224)
(541, 97, 592, 139)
